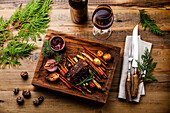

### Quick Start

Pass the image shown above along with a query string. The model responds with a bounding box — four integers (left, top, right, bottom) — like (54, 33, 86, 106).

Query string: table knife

(132, 25, 139, 98)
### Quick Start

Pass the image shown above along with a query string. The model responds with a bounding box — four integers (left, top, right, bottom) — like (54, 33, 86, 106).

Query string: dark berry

(16, 96, 24, 105)
(13, 88, 19, 95)
(22, 89, 31, 99)
(38, 96, 44, 103)
(33, 99, 39, 106)
(20, 71, 28, 80)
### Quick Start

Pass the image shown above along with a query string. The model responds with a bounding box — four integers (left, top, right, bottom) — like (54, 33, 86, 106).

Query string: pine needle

(139, 9, 164, 36)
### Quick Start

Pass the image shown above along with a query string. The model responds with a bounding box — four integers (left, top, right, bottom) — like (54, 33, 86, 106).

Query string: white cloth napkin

(118, 35, 152, 102)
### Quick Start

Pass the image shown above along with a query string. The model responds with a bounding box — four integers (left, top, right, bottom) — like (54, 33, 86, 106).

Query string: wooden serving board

(32, 29, 121, 103)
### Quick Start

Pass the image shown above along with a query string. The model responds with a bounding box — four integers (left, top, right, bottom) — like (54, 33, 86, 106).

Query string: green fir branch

(0, 41, 37, 68)
(139, 9, 164, 36)
(0, 0, 53, 43)
(0, 0, 53, 68)
(136, 48, 157, 82)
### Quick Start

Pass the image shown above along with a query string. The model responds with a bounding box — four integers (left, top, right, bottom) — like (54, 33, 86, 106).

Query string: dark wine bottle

(69, 0, 88, 24)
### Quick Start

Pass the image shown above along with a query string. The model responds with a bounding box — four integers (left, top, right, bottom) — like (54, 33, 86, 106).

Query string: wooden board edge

(46, 29, 121, 51)
(32, 29, 121, 104)
(32, 80, 106, 103)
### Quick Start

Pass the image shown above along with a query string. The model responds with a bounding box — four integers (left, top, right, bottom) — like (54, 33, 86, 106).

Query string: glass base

(92, 26, 112, 40)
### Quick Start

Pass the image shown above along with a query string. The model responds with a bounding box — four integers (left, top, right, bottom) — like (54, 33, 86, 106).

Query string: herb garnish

(76, 69, 94, 86)
(42, 40, 62, 63)
(136, 48, 157, 82)
(139, 9, 164, 36)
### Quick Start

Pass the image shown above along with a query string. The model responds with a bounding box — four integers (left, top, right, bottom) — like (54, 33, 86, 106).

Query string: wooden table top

(0, 0, 170, 113)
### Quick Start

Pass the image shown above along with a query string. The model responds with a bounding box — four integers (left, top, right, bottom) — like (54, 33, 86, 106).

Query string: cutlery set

(125, 25, 140, 102)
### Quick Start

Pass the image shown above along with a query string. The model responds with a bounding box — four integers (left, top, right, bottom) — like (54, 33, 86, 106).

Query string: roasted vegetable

(46, 72, 59, 81)
(81, 52, 93, 62)
(83, 46, 107, 64)
(44, 59, 58, 72)
(103, 53, 111, 61)
(93, 58, 101, 66)
(92, 79, 102, 89)
(97, 50, 104, 57)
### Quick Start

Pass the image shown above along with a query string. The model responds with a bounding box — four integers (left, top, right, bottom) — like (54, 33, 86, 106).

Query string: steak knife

(132, 25, 139, 98)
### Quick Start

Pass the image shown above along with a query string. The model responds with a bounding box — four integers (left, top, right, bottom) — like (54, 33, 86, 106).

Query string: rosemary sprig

(76, 70, 94, 86)
(136, 48, 157, 82)
(139, 9, 164, 36)
(0, 41, 37, 68)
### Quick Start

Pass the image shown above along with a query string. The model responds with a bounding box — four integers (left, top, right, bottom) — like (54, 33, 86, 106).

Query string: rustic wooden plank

(0, 0, 170, 113)
(0, 0, 170, 9)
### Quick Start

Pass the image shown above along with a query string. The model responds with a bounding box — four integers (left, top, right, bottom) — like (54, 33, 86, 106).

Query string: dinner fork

(125, 42, 133, 102)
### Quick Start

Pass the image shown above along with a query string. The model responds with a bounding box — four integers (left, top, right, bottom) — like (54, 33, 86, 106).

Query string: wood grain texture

(0, 0, 170, 113)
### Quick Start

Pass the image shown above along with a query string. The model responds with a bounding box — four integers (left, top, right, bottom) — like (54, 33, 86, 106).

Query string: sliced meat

(66, 59, 88, 82)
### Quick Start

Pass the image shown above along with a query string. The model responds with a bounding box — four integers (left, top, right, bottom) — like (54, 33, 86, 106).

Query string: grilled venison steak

(66, 59, 88, 82)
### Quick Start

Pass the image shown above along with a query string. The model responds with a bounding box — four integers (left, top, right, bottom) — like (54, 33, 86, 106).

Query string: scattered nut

(38, 38, 42, 41)
(20, 71, 28, 80)
(38, 95, 44, 103)
(22, 89, 31, 99)
(16, 96, 24, 105)
(13, 88, 19, 95)
(33, 99, 39, 106)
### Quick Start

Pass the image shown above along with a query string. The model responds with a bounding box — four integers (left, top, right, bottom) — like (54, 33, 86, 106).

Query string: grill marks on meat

(66, 59, 88, 82)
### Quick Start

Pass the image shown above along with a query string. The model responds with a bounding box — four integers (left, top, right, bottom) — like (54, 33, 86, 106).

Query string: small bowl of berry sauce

(50, 36, 65, 52)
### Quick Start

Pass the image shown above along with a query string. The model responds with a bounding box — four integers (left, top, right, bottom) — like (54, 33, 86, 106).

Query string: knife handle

(132, 70, 139, 98)
(125, 72, 132, 102)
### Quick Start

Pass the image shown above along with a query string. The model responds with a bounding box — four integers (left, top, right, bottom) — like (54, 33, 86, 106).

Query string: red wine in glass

(92, 5, 113, 40)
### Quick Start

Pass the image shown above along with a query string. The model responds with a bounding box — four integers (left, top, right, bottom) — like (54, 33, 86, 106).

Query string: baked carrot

(59, 64, 67, 74)
(58, 67, 65, 76)
(92, 79, 102, 89)
(81, 52, 93, 62)
(83, 46, 107, 64)
(89, 68, 102, 81)
(85, 58, 104, 76)
(83, 49, 107, 68)
(84, 49, 95, 58)
(98, 67, 108, 79)
(76, 55, 85, 60)
(59, 74, 82, 92)
(67, 56, 76, 64)
(63, 63, 68, 72)
(67, 58, 74, 66)
(59, 77, 71, 89)
(77, 54, 104, 76)
(100, 66, 106, 71)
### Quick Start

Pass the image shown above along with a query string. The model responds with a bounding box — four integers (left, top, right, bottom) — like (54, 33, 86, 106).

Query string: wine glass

(92, 4, 113, 40)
